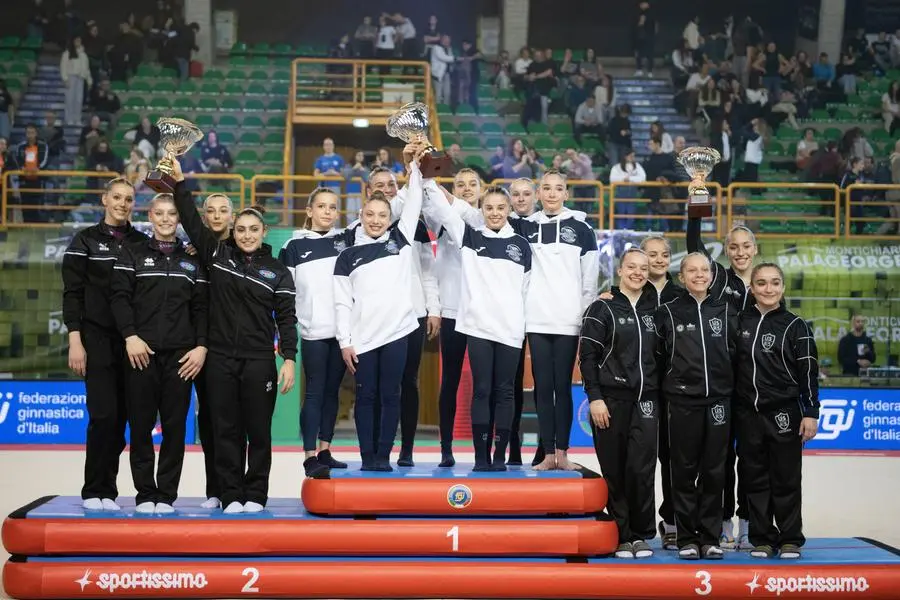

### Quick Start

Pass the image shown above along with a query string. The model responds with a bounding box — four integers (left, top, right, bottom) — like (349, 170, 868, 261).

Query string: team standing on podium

(61, 141, 820, 560)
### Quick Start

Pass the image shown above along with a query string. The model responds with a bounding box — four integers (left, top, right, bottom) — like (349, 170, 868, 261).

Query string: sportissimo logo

(751, 574, 870, 595)
(75, 569, 208, 593)
(816, 399, 857, 441)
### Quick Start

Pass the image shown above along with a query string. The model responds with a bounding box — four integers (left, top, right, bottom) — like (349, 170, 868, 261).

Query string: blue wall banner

(0, 381, 196, 445)
(571, 386, 900, 452)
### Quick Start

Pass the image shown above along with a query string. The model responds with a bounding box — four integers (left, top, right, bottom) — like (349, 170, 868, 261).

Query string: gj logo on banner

(0, 381, 197, 445)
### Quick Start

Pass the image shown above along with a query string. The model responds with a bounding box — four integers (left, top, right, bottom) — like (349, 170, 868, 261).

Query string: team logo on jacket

(775, 411, 791, 433)
(639, 400, 654, 418)
(641, 315, 655, 332)
(506, 244, 522, 262)
(143, 257, 155, 266)
(258, 269, 277, 280)
(560, 226, 577, 243)
(711, 404, 726, 426)
(676, 324, 684, 332)
(708, 317, 722, 336)
(386, 239, 400, 255)
(619, 317, 626, 325)
(761, 333, 776, 352)
(179, 261, 196, 272)
(98, 243, 109, 252)
(333, 240, 347, 252)
(447, 484, 473, 509)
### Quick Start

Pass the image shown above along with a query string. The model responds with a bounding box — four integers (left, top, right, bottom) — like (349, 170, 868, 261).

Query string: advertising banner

(0, 381, 196, 445)
(570, 386, 900, 451)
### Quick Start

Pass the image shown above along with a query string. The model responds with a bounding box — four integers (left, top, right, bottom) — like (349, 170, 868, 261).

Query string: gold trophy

(386, 102, 453, 178)
(677, 146, 721, 218)
(145, 118, 204, 194)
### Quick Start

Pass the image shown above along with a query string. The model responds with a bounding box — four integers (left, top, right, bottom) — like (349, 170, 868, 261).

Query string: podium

(4, 463, 900, 599)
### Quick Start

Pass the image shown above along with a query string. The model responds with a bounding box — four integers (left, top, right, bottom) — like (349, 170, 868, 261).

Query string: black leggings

(399, 318, 426, 451)
(467, 336, 519, 429)
(527, 333, 579, 453)
(510, 341, 527, 451)
(438, 317, 467, 451)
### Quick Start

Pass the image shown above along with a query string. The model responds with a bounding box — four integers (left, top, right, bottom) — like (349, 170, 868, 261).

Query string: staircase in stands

(12, 52, 80, 170)
(614, 77, 697, 160)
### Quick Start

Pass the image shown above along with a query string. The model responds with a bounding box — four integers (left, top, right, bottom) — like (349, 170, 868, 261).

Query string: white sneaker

(82, 498, 103, 511)
(635, 70, 644, 77)
(223, 501, 244, 514)
(100, 498, 121, 511)
(155, 503, 175, 514)
(738, 519, 752, 549)
(647, 72, 654, 78)
(720, 519, 736, 549)
(200, 497, 221, 509)
(135, 502, 156, 514)
(243, 501, 265, 513)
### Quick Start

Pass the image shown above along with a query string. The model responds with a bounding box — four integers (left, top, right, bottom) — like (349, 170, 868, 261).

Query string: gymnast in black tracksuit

(62, 178, 148, 511)
(735, 263, 820, 560)
(580, 248, 659, 560)
(654, 252, 738, 560)
(170, 161, 298, 514)
(109, 193, 208, 513)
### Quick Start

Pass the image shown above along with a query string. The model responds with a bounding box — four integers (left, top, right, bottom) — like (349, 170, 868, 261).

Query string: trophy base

(421, 152, 455, 178)
(145, 171, 177, 194)
(687, 203, 713, 218)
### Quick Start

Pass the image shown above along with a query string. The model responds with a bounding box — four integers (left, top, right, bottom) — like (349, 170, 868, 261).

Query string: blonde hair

(726, 225, 757, 247)
(619, 247, 648, 267)
(640, 234, 672, 253)
(679, 251, 711, 275)
(148, 193, 174, 210)
(202, 193, 234, 211)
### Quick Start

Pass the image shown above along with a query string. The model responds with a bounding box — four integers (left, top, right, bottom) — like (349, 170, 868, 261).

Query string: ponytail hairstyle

(303, 186, 339, 230)
(365, 190, 391, 210)
(104, 176, 135, 194)
(725, 224, 758, 248)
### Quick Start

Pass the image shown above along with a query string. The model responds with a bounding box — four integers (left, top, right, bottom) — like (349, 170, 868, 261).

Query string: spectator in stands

(558, 49, 579, 85)
(61, 37, 92, 126)
(489, 145, 505, 179)
(685, 64, 711, 118)
(871, 31, 892, 75)
(344, 150, 368, 217)
(29, 0, 52, 41)
(125, 148, 150, 185)
(0, 80, 13, 142)
(373, 147, 403, 174)
(354, 16, 377, 58)
(634, 1, 657, 77)
(670, 42, 694, 88)
(493, 50, 512, 89)
(683, 16, 701, 51)
(698, 78, 723, 130)
(57, 0, 84, 45)
(172, 20, 200, 81)
(836, 52, 858, 96)
(574, 95, 605, 145)
(40, 112, 65, 167)
(882, 81, 900, 136)
(795, 128, 818, 172)
(609, 149, 646, 230)
(0, 137, 7, 200)
(524, 49, 556, 125)
(566, 74, 590, 119)
(882, 139, 900, 235)
(771, 90, 801, 130)
(430, 35, 454, 105)
(391, 13, 417, 73)
(200, 131, 233, 175)
(739, 118, 765, 190)
(314, 138, 345, 189)
(841, 157, 872, 234)
(422, 15, 441, 61)
(593, 74, 616, 122)
(512, 47, 532, 94)
(607, 104, 633, 165)
(643, 137, 682, 228)
(579, 48, 602, 89)
(458, 40, 483, 110)
(503, 138, 537, 179)
(11, 124, 50, 222)
(761, 42, 789, 101)
(709, 118, 733, 187)
(812, 52, 835, 89)
(86, 138, 123, 189)
(127, 117, 162, 160)
(562, 147, 594, 182)
(375, 14, 398, 73)
(108, 22, 140, 81)
(177, 151, 203, 194)
(79, 114, 105, 157)
(842, 127, 874, 162)
(83, 22, 106, 88)
(649, 121, 674, 154)
(447, 144, 467, 175)
(838, 314, 876, 375)
(90, 80, 121, 123)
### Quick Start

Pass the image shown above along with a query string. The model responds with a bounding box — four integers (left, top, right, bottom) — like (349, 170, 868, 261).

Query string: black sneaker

(438, 452, 455, 468)
(397, 448, 414, 468)
(303, 456, 330, 479)
(316, 449, 347, 469)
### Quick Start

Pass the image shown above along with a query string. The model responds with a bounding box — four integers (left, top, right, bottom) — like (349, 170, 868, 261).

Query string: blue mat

(17, 538, 900, 565)
(18, 496, 602, 521)
(323, 463, 593, 479)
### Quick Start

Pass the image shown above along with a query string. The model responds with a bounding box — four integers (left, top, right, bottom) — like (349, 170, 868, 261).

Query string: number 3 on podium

(694, 570, 712, 596)
(446, 525, 459, 552)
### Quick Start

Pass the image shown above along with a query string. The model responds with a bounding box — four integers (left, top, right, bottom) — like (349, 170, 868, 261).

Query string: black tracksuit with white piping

(735, 303, 820, 549)
(580, 288, 660, 543)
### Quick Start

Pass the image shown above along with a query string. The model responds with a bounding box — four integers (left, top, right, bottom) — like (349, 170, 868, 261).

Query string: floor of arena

(1, 447, 898, 599)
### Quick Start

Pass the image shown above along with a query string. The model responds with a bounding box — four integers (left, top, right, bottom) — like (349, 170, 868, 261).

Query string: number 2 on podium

(446, 525, 459, 551)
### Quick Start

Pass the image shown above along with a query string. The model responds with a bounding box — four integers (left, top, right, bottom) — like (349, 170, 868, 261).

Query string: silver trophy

(677, 146, 721, 218)
(386, 102, 452, 177)
(146, 118, 204, 193)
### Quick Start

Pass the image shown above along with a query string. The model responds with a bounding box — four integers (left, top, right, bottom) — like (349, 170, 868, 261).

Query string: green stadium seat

(484, 136, 505, 149)
(272, 70, 291, 82)
(242, 116, 264, 128)
(249, 56, 270, 67)
(224, 82, 245, 95)
(251, 42, 272, 56)
(505, 123, 526, 136)
(136, 64, 158, 77)
(155, 80, 176, 94)
(197, 98, 218, 111)
(460, 135, 482, 150)
(551, 122, 573, 136)
(178, 80, 198, 95)
(239, 132, 262, 144)
(218, 115, 239, 128)
(204, 69, 225, 80)
(194, 114, 215, 128)
(436, 103, 452, 115)
(0, 35, 18, 48)
(226, 69, 245, 80)
(532, 136, 555, 152)
(14, 50, 36, 61)
(200, 82, 221, 94)
(229, 56, 249, 68)
(273, 43, 293, 56)
(128, 79, 151, 93)
(230, 42, 248, 56)
(478, 104, 499, 117)
(247, 83, 268, 95)
(272, 57, 292, 67)
(528, 122, 549, 134)
(124, 96, 146, 110)
(22, 36, 42, 50)
(172, 98, 194, 111)
(236, 167, 255, 180)
(261, 150, 282, 163)
(456, 103, 476, 116)
(457, 121, 478, 134)
(266, 115, 284, 128)
(117, 112, 140, 128)
(480, 122, 503, 135)
(148, 97, 171, 110)
(216, 131, 236, 144)
(263, 132, 283, 145)
(558, 136, 578, 149)
(267, 99, 287, 111)
(441, 135, 459, 147)
(222, 98, 242, 110)
(466, 154, 489, 170)
(6, 79, 22, 92)
(248, 70, 269, 81)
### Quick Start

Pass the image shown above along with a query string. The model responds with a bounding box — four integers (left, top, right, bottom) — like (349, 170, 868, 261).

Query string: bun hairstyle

(540, 168, 568, 184)
(365, 190, 391, 209)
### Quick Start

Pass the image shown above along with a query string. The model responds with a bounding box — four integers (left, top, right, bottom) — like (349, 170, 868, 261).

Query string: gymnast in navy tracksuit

(334, 161, 424, 471)
(423, 184, 531, 471)
(279, 187, 355, 478)
(735, 263, 820, 560)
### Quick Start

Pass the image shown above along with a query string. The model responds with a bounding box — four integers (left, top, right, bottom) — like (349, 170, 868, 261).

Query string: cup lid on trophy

(386, 102, 431, 143)
(157, 118, 204, 156)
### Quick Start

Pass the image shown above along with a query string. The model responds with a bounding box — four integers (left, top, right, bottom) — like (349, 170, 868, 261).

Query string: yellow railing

(289, 58, 433, 134)
(726, 182, 840, 238)
(609, 181, 723, 235)
(3, 170, 898, 240)
(844, 184, 900, 240)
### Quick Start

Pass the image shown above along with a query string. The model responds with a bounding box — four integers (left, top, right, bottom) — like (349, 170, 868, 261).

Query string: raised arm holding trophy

(387, 102, 454, 178)
(677, 146, 721, 218)
(145, 118, 205, 194)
